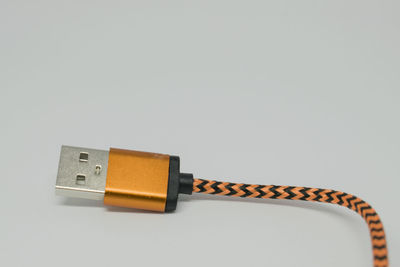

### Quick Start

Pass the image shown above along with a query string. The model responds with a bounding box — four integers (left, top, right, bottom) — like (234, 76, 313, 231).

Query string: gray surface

(0, 1, 399, 266)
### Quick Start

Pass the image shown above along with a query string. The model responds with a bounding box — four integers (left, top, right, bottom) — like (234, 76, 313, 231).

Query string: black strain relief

(178, 173, 194, 195)
(165, 156, 194, 212)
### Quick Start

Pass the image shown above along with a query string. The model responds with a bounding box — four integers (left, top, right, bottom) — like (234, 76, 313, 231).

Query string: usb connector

(55, 145, 193, 212)
(56, 146, 109, 200)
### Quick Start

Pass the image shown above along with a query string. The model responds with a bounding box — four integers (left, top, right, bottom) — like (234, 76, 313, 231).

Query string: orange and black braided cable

(193, 178, 388, 267)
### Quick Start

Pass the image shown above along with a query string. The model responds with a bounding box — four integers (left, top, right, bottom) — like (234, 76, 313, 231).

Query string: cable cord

(193, 178, 388, 267)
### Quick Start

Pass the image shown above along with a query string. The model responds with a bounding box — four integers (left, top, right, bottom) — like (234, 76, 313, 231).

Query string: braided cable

(193, 178, 388, 267)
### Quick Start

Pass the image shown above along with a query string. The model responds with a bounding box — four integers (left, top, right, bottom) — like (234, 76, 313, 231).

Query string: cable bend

(193, 178, 388, 267)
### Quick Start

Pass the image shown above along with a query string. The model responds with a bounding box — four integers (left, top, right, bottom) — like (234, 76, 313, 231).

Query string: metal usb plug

(55, 146, 109, 200)
(55, 145, 193, 212)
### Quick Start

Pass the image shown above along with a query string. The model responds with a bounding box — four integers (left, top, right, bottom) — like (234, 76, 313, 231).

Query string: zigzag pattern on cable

(193, 178, 388, 267)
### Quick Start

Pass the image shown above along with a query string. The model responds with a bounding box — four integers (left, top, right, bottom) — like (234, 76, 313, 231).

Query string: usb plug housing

(56, 145, 193, 212)
(56, 146, 108, 200)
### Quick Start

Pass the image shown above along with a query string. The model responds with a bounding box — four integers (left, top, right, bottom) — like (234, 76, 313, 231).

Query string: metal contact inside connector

(79, 152, 89, 162)
(76, 174, 86, 185)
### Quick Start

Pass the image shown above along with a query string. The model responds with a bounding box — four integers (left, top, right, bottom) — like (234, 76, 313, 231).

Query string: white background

(1, 1, 399, 266)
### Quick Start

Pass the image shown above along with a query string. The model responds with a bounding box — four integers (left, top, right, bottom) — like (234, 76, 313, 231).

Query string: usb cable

(56, 145, 389, 267)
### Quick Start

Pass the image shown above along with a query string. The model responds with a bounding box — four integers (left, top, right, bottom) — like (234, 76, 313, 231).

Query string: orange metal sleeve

(104, 148, 170, 212)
